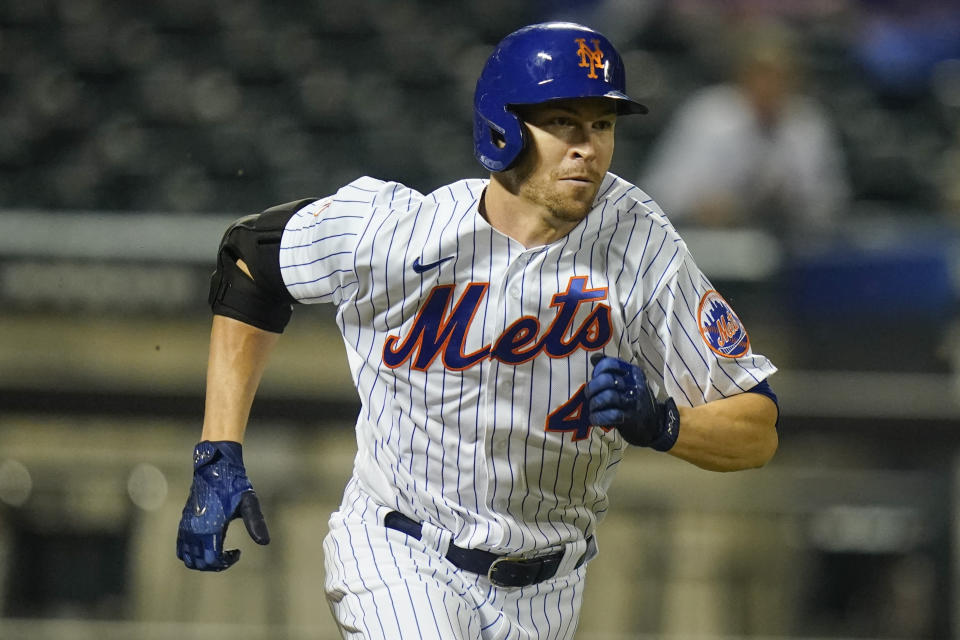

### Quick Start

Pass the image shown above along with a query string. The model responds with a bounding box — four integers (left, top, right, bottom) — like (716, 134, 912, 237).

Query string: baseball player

(177, 22, 779, 640)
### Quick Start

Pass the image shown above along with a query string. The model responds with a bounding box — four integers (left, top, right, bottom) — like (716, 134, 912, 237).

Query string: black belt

(383, 511, 589, 588)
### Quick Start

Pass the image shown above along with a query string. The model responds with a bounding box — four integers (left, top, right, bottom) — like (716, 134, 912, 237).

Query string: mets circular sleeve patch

(697, 290, 751, 358)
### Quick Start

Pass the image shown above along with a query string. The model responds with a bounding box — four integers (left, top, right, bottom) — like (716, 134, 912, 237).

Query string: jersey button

(509, 287, 521, 299)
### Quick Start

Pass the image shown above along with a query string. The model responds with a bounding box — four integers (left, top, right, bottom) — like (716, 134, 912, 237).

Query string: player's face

(510, 98, 617, 222)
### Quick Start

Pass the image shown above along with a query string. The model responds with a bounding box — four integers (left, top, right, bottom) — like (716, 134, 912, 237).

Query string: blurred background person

(638, 20, 850, 241)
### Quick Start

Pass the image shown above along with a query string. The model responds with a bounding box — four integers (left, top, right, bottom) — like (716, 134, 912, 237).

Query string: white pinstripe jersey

(279, 172, 776, 555)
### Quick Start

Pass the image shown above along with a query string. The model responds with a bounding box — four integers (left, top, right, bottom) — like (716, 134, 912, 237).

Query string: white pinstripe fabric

(281, 173, 775, 554)
(281, 173, 775, 638)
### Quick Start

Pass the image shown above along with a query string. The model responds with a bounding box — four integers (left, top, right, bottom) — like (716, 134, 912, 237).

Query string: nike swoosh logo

(412, 256, 454, 274)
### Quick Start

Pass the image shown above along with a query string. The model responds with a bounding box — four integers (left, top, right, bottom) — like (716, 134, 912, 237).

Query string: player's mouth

(558, 174, 597, 185)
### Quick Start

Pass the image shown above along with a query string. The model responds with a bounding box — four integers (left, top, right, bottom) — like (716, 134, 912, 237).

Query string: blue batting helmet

(473, 22, 648, 172)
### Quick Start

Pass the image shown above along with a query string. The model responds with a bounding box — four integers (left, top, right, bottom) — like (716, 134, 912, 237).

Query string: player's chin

(554, 184, 597, 217)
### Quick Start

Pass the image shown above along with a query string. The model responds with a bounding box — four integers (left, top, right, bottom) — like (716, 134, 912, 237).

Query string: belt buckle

(487, 555, 525, 588)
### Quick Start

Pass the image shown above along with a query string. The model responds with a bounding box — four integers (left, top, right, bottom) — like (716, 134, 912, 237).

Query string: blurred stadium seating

(0, 1, 956, 213)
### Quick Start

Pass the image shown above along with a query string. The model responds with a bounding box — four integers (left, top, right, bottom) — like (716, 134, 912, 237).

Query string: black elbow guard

(209, 198, 319, 333)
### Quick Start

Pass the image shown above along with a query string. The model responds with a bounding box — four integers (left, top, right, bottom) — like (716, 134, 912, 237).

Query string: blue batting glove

(586, 353, 680, 451)
(176, 440, 270, 571)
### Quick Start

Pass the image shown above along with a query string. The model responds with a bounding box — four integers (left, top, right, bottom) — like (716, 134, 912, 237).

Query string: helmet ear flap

(474, 100, 526, 172)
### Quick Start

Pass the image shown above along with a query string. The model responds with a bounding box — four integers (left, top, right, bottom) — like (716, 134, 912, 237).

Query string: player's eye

(547, 116, 574, 127)
(594, 119, 615, 131)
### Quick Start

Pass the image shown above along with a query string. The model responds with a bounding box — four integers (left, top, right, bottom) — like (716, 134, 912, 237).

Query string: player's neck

(481, 178, 581, 249)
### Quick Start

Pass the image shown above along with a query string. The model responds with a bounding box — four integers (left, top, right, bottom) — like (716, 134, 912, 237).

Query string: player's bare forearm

(668, 392, 778, 472)
(201, 314, 281, 443)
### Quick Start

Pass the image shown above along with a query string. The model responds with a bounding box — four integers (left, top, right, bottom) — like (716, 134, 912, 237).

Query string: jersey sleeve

(279, 178, 381, 306)
(632, 251, 777, 408)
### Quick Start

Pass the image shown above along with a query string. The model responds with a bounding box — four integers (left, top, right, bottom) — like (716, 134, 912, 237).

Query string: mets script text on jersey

(383, 276, 611, 371)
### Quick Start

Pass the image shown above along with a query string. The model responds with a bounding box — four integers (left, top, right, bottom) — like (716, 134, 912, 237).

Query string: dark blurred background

(0, 0, 959, 638)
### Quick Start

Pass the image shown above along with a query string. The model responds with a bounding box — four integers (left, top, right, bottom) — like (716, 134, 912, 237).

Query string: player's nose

(568, 130, 596, 160)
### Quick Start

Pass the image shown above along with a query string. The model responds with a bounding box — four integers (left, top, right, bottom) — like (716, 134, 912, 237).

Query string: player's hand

(176, 440, 270, 571)
(585, 354, 680, 451)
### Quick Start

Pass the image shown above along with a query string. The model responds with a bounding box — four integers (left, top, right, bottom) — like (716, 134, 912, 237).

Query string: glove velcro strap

(193, 441, 244, 470)
(649, 398, 680, 452)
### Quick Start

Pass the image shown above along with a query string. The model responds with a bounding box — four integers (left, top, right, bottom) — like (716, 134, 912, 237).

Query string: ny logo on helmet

(575, 38, 606, 80)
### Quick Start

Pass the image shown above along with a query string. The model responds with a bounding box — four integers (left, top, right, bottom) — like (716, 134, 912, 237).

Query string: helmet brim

(605, 91, 649, 115)
(507, 93, 649, 116)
